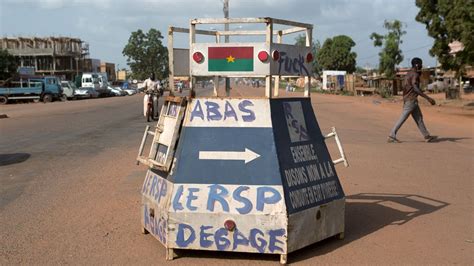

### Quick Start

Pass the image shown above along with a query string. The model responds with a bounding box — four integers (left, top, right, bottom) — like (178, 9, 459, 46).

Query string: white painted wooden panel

(190, 43, 269, 76)
(141, 171, 174, 247)
(167, 212, 288, 254)
(183, 98, 272, 128)
(169, 183, 286, 215)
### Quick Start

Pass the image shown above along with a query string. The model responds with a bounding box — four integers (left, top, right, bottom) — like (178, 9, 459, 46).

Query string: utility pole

(223, 0, 230, 96)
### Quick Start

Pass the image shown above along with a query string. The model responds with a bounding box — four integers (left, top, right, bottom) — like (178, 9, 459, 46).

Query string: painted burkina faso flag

(208, 46, 254, 71)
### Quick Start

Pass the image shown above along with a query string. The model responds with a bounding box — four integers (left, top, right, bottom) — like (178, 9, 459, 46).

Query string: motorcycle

(144, 91, 160, 122)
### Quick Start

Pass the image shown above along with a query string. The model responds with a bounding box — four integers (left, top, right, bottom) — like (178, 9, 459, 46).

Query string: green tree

(317, 35, 357, 73)
(295, 34, 322, 76)
(370, 20, 406, 79)
(415, 0, 474, 77)
(355, 66, 367, 74)
(0, 49, 18, 81)
(122, 28, 168, 80)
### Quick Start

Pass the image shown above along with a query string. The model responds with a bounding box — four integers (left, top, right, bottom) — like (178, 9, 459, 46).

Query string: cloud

(1, 0, 436, 69)
(3, 0, 113, 10)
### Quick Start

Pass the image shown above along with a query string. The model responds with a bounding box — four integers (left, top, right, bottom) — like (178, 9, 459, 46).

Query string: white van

(81, 73, 100, 90)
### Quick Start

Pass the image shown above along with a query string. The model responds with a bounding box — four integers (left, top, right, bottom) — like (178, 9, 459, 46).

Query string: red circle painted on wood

(193, 51, 204, 63)
(224, 220, 236, 231)
(258, 51, 269, 62)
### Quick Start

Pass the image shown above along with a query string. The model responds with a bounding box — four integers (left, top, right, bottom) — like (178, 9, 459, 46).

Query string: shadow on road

(430, 137, 470, 143)
(0, 153, 31, 166)
(174, 249, 279, 263)
(161, 193, 449, 264)
(290, 193, 449, 263)
(401, 137, 471, 143)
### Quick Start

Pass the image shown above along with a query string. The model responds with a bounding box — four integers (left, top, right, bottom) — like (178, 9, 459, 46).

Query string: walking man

(388, 57, 437, 143)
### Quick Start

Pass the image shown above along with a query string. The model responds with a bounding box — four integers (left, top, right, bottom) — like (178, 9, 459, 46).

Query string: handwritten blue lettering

(186, 187, 199, 211)
(149, 175, 158, 197)
(172, 185, 184, 211)
(173, 223, 285, 253)
(250, 228, 267, 253)
(176, 223, 196, 248)
(238, 100, 256, 122)
(268, 229, 285, 253)
(224, 100, 238, 121)
(200, 225, 213, 248)
(214, 228, 231, 251)
(155, 178, 167, 203)
(142, 173, 151, 194)
(232, 186, 253, 215)
(173, 185, 281, 213)
(283, 102, 309, 141)
(233, 229, 250, 250)
(143, 205, 167, 244)
(256, 187, 282, 212)
(205, 101, 222, 121)
(142, 174, 168, 204)
(190, 100, 204, 121)
(207, 184, 230, 212)
(190, 100, 256, 122)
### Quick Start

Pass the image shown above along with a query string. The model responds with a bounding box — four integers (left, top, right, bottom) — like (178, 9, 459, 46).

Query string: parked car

(74, 87, 91, 99)
(60, 81, 77, 99)
(463, 81, 472, 93)
(116, 86, 128, 96)
(87, 87, 100, 98)
(123, 87, 137, 95)
(107, 85, 127, 96)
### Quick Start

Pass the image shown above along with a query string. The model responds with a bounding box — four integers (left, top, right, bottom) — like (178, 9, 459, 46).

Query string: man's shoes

(387, 136, 401, 143)
(425, 135, 438, 142)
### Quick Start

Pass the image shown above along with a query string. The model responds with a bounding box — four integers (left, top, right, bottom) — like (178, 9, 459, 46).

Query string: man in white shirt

(143, 73, 159, 118)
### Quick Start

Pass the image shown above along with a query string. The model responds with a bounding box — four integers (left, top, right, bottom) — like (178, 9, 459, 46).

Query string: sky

(0, 0, 437, 70)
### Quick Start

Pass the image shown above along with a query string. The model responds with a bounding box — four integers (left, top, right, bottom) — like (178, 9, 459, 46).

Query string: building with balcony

(0, 36, 89, 80)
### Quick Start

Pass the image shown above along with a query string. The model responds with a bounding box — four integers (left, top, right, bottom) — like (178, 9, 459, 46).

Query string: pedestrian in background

(388, 57, 437, 143)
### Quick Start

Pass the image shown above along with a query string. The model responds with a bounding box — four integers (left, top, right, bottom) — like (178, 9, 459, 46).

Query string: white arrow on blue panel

(198, 148, 260, 164)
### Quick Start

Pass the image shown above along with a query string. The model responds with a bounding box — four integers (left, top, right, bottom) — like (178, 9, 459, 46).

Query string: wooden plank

(191, 17, 313, 29)
(270, 18, 313, 29)
(304, 28, 312, 97)
(217, 30, 267, 36)
(168, 26, 174, 94)
(191, 17, 268, 24)
(169, 26, 216, 36)
(274, 31, 282, 97)
(281, 27, 306, 35)
(165, 95, 187, 105)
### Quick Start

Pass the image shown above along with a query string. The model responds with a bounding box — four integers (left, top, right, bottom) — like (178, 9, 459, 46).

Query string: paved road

(1, 89, 472, 264)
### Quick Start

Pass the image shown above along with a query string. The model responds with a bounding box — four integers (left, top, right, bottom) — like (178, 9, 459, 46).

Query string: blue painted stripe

(168, 127, 282, 185)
